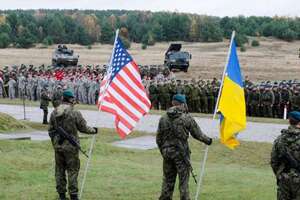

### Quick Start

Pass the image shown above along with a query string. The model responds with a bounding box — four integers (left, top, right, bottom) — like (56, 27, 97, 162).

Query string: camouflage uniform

(183, 83, 192, 111)
(149, 82, 159, 109)
(17, 74, 26, 98)
(199, 85, 208, 113)
(271, 126, 300, 200)
(206, 86, 215, 114)
(40, 88, 51, 124)
(176, 81, 184, 94)
(52, 86, 63, 108)
(0, 76, 4, 98)
(249, 88, 261, 117)
(273, 87, 281, 118)
(48, 103, 96, 198)
(158, 82, 171, 110)
(156, 106, 212, 200)
(291, 91, 300, 112)
(8, 77, 17, 99)
(280, 88, 292, 117)
(191, 85, 200, 113)
(261, 88, 275, 118)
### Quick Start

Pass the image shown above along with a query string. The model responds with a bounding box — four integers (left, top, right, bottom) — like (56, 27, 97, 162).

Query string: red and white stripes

(97, 61, 151, 138)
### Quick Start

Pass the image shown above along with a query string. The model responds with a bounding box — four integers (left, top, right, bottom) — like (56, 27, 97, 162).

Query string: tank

(164, 43, 192, 72)
(52, 45, 79, 67)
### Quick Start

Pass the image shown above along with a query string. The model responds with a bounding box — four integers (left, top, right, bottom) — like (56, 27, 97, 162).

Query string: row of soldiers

(0, 65, 103, 105)
(0, 64, 173, 105)
(148, 78, 220, 113)
(147, 78, 300, 118)
(1, 64, 300, 119)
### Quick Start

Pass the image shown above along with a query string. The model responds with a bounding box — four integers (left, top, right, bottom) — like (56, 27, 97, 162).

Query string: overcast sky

(0, 0, 299, 17)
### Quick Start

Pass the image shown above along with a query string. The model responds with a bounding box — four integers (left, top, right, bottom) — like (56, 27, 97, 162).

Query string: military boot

(70, 194, 79, 200)
(59, 193, 67, 200)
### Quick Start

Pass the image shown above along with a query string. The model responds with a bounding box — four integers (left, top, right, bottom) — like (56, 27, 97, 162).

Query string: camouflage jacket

(156, 106, 211, 156)
(271, 126, 300, 177)
(48, 104, 96, 151)
(40, 90, 51, 109)
(261, 91, 275, 105)
(51, 89, 63, 108)
(291, 94, 300, 111)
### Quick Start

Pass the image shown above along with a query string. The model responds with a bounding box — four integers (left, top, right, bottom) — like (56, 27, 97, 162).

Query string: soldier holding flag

(48, 90, 98, 200)
(156, 94, 212, 200)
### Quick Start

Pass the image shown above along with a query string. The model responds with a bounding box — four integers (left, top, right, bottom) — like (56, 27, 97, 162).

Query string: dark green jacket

(40, 90, 51, 109)
(48, 104, 96, 151)
(271, 126, 300, 176)
(156, 106, 211, 156)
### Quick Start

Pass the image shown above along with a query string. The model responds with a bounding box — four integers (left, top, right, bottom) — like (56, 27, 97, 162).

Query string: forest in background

(0, 9, 299, 48)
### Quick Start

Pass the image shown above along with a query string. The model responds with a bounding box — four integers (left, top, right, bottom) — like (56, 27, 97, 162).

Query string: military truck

(164, 43, 191, 72)
(52, 45, 79, 67)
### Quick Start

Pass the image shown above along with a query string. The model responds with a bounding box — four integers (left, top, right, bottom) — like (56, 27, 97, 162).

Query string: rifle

(180, 148, 198, 184)
(183, 154, 198, 184)
(49, 127, 89, 158)
(177, 140, 198, 184)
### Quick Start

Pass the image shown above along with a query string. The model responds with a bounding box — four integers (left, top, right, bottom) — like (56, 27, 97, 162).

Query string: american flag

(97, 37, 151, 138)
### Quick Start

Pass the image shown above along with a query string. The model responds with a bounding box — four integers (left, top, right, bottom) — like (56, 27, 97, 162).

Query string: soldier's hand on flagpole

(205, 138, 213, 146)
(93, 127, 98, 134)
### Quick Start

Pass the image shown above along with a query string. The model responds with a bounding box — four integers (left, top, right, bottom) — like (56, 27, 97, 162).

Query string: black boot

(70, 194, 79, 200)
(59, 193, 67, 200)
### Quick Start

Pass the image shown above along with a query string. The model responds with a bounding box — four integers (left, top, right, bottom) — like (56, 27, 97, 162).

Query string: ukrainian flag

(218, 38, 246, 149)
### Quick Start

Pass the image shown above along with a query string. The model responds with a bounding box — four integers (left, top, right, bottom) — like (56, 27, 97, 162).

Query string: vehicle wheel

(184, 68, 188, 73)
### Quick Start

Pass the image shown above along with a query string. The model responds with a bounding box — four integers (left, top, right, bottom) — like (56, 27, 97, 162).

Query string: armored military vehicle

(164, 43, 191, 72)
(52, 45, 79, 67)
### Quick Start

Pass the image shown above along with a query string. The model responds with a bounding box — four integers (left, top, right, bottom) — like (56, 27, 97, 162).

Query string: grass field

(0, 112, 27, 133)
(0, 119, 277, 200)
(0, 38, 299, 81)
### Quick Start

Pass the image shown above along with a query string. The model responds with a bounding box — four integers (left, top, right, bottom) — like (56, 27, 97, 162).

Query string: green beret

(63, 90, 74, 98)
(173, 94, 186, 104)
(288, 111, 300, 122)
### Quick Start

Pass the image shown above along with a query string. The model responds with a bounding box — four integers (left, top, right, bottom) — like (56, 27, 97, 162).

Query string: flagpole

(213, 30, 236, 120)
(79, 29, 119, 199)
(194, 31, 236, 200)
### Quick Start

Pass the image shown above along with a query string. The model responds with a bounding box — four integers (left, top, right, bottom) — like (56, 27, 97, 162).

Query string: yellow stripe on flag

(218, 76, 246, 149)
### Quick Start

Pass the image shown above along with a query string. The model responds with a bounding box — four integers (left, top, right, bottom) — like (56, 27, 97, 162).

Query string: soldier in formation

(148, 78, 221, 114)
(40, 85, 51, 124)
(0, 64, 172, 104)
(1, 64, 300, 119)
(156, 94, 212, 200)
(0, 65, 104, 105)
(148, 78, 300, 119)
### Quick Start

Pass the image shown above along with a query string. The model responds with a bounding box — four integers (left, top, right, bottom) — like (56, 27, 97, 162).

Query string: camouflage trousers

(200, 98, 208, 113)
(54, 149, 80, 195)
(159, 148, 190, 200)
(191, 100, 200, 113)
(41, 107, 48, 124)
(150, 95, 159, 110)
(262, 104, 273, 118)
(277, 171, 300, 200)
(159, 96, 170, 110)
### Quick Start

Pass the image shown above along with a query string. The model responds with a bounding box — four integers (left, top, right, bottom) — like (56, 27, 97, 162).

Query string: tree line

(0, 9, 299, 48)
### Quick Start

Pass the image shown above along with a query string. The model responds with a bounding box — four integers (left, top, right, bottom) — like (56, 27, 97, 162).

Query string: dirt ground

(0, 37, 299, 81)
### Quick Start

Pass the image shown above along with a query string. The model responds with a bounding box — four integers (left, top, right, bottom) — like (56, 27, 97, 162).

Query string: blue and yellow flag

(218, 38, 246, 149)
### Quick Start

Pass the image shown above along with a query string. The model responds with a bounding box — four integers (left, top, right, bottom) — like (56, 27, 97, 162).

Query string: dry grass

(0, 37, 299, 80)
(0, 112, 27, 132)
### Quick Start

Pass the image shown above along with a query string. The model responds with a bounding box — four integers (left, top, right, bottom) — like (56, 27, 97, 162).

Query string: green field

(0, 119, 277, 200)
